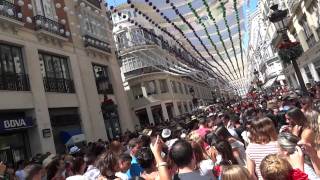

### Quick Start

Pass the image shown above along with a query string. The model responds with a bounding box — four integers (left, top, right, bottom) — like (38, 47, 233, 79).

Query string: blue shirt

(126, 155, 143, 179)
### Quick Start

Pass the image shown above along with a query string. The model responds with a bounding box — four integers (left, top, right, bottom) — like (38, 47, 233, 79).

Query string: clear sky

(107, 0, 126, 7)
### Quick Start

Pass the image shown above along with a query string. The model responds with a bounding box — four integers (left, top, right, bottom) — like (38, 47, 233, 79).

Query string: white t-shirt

(115, 172, 129, 180)
(199, 159, 214, 177)
(230, 141, 246, 166)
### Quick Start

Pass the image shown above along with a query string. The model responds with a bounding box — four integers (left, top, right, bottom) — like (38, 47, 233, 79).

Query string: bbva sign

(4, 119, 27, 128)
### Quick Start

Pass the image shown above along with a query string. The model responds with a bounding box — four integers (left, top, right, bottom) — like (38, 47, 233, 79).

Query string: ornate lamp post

(268, 4, 306, 93)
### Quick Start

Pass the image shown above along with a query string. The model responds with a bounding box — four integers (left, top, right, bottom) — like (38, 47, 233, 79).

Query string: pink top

(246, 141, 278, 180)
(196, 127, 211, 138)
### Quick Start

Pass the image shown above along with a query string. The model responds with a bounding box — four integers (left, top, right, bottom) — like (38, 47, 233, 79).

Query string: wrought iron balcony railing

(287, 0, 299, 13)
(0, 0, 23, 22)
(83, 35, 111, 53)
(34, 15, 67, 38)
(306, 34, 317, 49)
(43, 77, 75, 93)
(86, 0, 101, 9)
(95, 77, 114, 94)
(0, 73, 30, 91)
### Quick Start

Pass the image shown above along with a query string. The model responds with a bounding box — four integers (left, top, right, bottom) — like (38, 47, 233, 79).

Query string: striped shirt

(245, 141, 278, 180)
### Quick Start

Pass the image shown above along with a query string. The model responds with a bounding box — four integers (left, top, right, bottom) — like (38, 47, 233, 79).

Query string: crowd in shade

(1, 84, 320, 180)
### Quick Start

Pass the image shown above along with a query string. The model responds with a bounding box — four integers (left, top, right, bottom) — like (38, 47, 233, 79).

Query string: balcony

(95, 77, 114, 94)
(33, 15, 68, 41)
(287, 0, 300, 14)
(83, 35, 111, 54)
(306, 34, 317, 49)
(85, 0, 101, 9)
(0, 73, 30, 91)
(43, 77, 75, 93)
(0, 0, 24, 27)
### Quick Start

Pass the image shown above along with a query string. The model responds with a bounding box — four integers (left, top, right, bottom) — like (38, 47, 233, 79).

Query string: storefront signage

(0, 117, 33, 132)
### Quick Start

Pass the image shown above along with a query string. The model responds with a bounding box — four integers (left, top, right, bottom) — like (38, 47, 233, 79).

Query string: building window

(314, 60, 320, 78)
(0, 44, 29, 91)
(33, 0, 57, 20)
(132, 84, 143, 99)
(92, 64, 113, 94)
(117, 31, 129, 49)
(39, 52, 74, 93)
(304, 65, 314, 83)
(145, 80, 157, 95)
(131, 29, 145, 45)
(184, 84, 189, 94)
(80, 7, 107, 41)
(300, 16, 316, 48)
(159, 79, 168, 93)
(171, 81, 177, 93)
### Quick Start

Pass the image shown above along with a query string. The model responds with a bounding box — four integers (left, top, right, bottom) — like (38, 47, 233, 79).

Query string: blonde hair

(220, 165, 251, 180)
(260, 154, 292, 180)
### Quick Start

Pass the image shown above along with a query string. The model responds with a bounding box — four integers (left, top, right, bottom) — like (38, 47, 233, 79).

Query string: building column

(309, 63, 320, 82)
(300, 67, 309, 83)
(173, 101, 180, 116)
(24, 43, 56, 155)
(293, 16, 309, 51)
(141, 82, 148, 97)
(161, 103, 169, 121)
(290, 74, 298, 88)
(146, 106, 155, 124)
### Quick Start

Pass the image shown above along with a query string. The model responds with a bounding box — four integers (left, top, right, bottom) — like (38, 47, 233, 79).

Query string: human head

(24, 164, 43, 180)
(249, 117, 277, 144)
(205, 132, 218, 146)
(215, 125, 232, 140)
(136, 147, 155, 170)
(95, 152, 119, 177)
(109, 141, 123, 155)
(285, 108, 308, 127)
(72, 157, 86, 175)
(277, 132, 299, 155)
(261, 100, 267, 109)
(214, 140, 238, 165)
(118, 153, 132, 172)
(301, 96, 313, 109)
(128, 138, 142, 156)
(190, 141, 205, 164)
(260, 154, 292, 180)
(222, 114, 230, 126)
(169, 139, 194, 168)
(220, 165, 251, 180)
(46, 157, 65, 180)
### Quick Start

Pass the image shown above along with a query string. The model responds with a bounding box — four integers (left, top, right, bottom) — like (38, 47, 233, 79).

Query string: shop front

(0, 113, 33, 167)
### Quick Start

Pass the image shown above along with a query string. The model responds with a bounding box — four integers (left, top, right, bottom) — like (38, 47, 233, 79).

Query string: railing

(33, 15, 67, 38)
(86, 0, 101, 9)
(95, 77, 114, 94)
(43, 77, 75, 93)
(83, 35, 111, 53)
(0, 0, 23, 22)
(0, 73, 30, 91)
(117, 29, 192, 64)
(306, 34, 317, 49)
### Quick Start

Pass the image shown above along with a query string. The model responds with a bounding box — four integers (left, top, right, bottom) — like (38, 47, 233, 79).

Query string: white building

(112, 4, 218, 127)
(247, 1, 286, 90)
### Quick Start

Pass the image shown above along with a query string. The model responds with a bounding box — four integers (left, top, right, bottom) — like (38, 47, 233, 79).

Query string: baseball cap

(69, 146, 80, 155)
(161, 128, 171, 139)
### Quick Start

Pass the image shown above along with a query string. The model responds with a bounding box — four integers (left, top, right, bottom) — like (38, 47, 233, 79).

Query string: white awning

(263, 77, 278, 89)
(65, 134, 85, 146)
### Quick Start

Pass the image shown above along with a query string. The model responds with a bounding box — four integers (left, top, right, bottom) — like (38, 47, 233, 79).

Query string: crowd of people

(1, 85, 320, 180)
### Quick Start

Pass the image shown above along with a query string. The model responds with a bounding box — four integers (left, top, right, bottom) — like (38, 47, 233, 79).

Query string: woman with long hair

(95, 152, 120, 180)
(190, 141, 214, 177)
(215, 125, 246, 166)
(285, 108, 315, 145)
(246, 117, 279, 180)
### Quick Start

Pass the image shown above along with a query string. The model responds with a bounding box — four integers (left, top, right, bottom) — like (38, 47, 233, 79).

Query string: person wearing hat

(162, 128, 178, 150)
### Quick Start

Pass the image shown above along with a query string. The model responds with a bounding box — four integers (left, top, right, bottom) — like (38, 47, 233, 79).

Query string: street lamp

(268, 4, 306, 93)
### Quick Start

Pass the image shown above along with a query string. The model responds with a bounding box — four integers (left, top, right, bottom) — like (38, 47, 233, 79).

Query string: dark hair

(119, 153, 132, 162)
(286, 108, 308, 127)
(136, 147, 155, 169)
(109, 141, 122, 154)
(205, 132, 218, 146)
(214, 140, 238, 165)
(139, 135, 151, 148)
(46, 158, 60, 180)
(128, 138, 142, 149)
(249, 117, 277, 144)
(169, 139, 193, 168)
(24, 164, 43, 180)
(95, 152, 119, 177)
(215, 125, 232, 140)
(72, 157, 85, 174)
